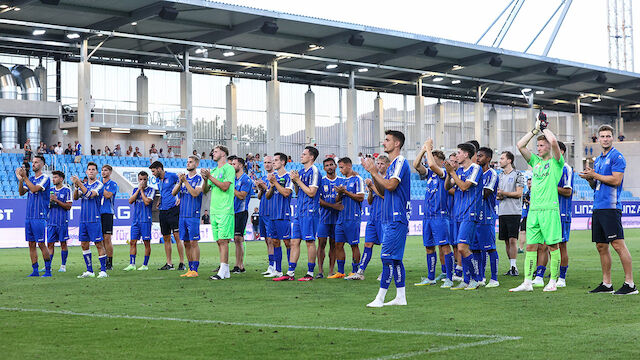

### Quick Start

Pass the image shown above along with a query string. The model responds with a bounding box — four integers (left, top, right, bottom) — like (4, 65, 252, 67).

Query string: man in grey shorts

(497, 151, 524, 276)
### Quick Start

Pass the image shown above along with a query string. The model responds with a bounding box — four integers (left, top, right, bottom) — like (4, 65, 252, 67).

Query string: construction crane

(607, 0, 634, 72)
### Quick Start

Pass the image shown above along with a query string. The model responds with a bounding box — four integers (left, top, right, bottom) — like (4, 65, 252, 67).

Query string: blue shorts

(317, 222, 336, 239)
(25, 219, 46, 243)
(292, 216, 318, 241)
(131, 222, 152, 241)
(259, 216, 270, 239)
(455, 220, 477, 246)
(269, 219, 291, 240)
(79, 222, 103, 243)
(448, 218, 456, 244)
(46, 225, 69, 243)
(179, 217, 200, 241)
(381, 221, 408, 260)
(475, 223, 496, 250)
(365, 221, 383, 245)
(335, 220, 361, 245)
(422, 217, 450, 247)
(561, 221, 571, 243)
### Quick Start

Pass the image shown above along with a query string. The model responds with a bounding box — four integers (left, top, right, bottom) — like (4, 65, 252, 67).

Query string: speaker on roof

(348, 34, 365, 47)
(596, 73, 607, 83)
(545, 65, 558, 76)
(489, 55, 502, 67)
(423, 45, 438, 57)
(261, 21, 278, 34)
(159, 6, 179, 21)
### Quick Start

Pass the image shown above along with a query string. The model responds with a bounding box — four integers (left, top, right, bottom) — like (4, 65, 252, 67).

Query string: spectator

(134, 147, 142, 157)
(97, 149, 102, 155)
(209, 149, 214, 160)
(54, 142, 63, 155)
(37, 142, 47, 155)
(251, 207, 260, 240)
(23, 139, 32, 163)
(127, 145, 134, 156)
(158, 148, 164, 158)
(104, 145, 111, 156)
(167, 147, 174, 158)
(201, 210, 210, 225)
(149, 143, 156, 155)
(287, 155, 292, 163)
(64, 143, 73, 155)
(90, 145, 96, 155)
(618, 133, 625, 141)
(74, 140, 82, 156)
(113, 144, 122, 157)
(591, 133, 598, 143)
(201, 151, 206, 159)
(48, 145, 55, 154)
(150, 148, 159, 163)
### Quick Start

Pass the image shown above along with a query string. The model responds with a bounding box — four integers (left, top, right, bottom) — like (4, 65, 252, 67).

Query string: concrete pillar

(137, 71, 148, 115)
(373, 93, 384, 152)
(488, 105, 499, 151)
(526, 93, 535, 137)
(617, 104, 624, 135)
(434, 100, 445, 148)
(414, 78, 425, 147)
(77, 39, 91, 155)
(266, 61, 280, 155)
(226, 81, 238, 155)
(474, 102, 484, 144)
(573, 98, 584, 172)
(346, 71, 358, 159)
(304, 86, 315, 146)
(180, 51, 193, 157)
(34, 61, 46, 101)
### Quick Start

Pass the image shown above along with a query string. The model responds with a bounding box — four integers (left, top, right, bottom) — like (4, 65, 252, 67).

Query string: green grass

(1, 230, 640, 359)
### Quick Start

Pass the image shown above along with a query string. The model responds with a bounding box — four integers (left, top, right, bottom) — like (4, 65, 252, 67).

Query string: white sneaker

(543, 279, 557, 292)
(97, 271, 109, 278)
(350, 273, 365, 280)
(452, 275, 464, 282)
(383, 297, 407, 306)
(465, 280, 479, 290)
(509, 282, 533, 292)
(265, 271, 282, 278)
(557, 278, 566, 288)
(477, 279, 486, 287)
(485, 279, 500, 288)
(77, 271, 95, 278)
(532, 276, 544, 287)
(58, 265, 66, 273)
(224, 270, 231, 279)
(451, 282, 468, 290)
(366, 298, 384, 308)
(441, 279, 454, 288)
(376, 272, 382, 281)
(261, 265, 274, 275)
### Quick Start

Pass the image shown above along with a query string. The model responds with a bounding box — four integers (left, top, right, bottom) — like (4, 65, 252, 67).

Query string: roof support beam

(88, 2, 169, 31)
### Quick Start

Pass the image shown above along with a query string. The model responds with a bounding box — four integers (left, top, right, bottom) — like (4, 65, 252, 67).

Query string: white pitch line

(0, 307, 521, 341)
(369, 336, 518, 360)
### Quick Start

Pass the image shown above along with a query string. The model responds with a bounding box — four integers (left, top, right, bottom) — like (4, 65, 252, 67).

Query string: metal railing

(63, 106, 186, 129)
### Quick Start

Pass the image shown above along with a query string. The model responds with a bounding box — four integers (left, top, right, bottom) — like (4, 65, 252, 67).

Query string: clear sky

(220, 0, 639, 72)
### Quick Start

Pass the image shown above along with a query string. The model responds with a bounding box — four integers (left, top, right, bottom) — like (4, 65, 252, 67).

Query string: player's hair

(305, 146, 319, 160)
(457, 143, 476, 158)
(449, 153, 456, 159)
(228, 155, 238, 162)
(87, 161, 98, 170)
(51, 170, 65, 179)
(432, 150, 445, 161)
(598, 124, 614, 135)
(501, 151, 514, 164)
(233, 157, 246, 166)
(322, 157, 336, 165)
(376, 154, 390, 163)
(138, 171, 148, 178)
(149, 161, 164, 170)
(558, 141, 566, 153)
(338, 157, 352, 165)
(102, 164, 112, 172)
(274, 152, 287, 163)
(536, 135, 549, 143)
(188, 155, 200, 164)
(478, 147, 493, 159)
(385, 130, 405, 148)
(215, 145, 229, 156)
(467, 140, 480, 152)
(34, 155, 46, 164)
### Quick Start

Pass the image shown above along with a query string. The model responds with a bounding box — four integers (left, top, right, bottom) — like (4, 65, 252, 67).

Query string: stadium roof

(1, 0, 639, 114)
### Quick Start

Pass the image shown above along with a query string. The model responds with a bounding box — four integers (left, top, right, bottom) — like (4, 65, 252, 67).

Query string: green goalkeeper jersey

(208, 163, 235, 215)
(527, 153, 564, 211)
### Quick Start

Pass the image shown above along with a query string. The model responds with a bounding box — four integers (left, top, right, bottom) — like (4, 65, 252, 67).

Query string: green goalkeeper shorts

(211, 214, 234, 241)
(526, 209, 562, 245)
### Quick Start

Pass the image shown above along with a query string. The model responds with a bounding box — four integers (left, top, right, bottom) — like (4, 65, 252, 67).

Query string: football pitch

(1, 229, 639, 359)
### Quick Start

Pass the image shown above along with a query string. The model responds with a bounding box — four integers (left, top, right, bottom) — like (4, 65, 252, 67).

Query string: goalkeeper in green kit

(510, 111, 564, 292)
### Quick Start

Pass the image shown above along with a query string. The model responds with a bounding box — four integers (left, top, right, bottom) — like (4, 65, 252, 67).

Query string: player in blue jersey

(518, 178, 532, 254)
(364, 130, 411, 307)
(100, 164, 119, 270)
(286, 146, 321, 282)
(476, 147, 500, 287)
(46, 170, 72, 273)
(412, 139, 454, 287)
(173, 155, 204, 278)
(149, 161, 185, 271)
(232, 156, 254, 274)
(72, 162, 108, 278)
(16, 155, 52, 277)
(446, 153, 463, 281)
(256, 156, 277, 277)
(317, 157, 341, 279)
(348, 154, 390, 281)
(444, 143, 483, 290)
(123, 171, 155, 271)
(266, 152, 294, 279)
(581, 125, 636, 295)
(329, 157, 364, 279)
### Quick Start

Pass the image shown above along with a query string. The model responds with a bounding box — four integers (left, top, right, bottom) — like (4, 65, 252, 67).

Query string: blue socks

(286, 248, 291, 263)
(480, 250, 487, 281)
(61, 250, 68, 266)
(288, 262, 296, 272)
(445, 252, 454, 280)
(130, 254, 136, 265)
(274, 247, 282, 272)
(462, 254, 473, 284)
(31, 262, 38, 274)
(393, 260, 405, 288)
(44, 258, 51, 272)
(337, 260, 345, 274)
(441, 263, 446, 274)
(98, 255, 107, 272)
(307, 262, 315, 273)
(359, 246, 373, 272)
(189, 261, 193, 270)
(352, 262, 358, 274)
(268, 254, 275, 268)
(426, 252, 437, 280)
(83, 250, 93, 273)
(489, 250, 499, 281)
(559, 265, 568, 279)
(380, 259, 393, 289)
(536, 266, 546, 278)
(143, 255, 149, 266)
(193, 261, 199, 272)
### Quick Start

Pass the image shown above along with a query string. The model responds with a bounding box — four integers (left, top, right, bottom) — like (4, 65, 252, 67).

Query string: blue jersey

(478, 168, 498, 225)
(79, 180, 104, 223)
(318, 176, 340, 224)
(259, 174, 272, 217)
(234, 173, 254, 213)
(269, 172, 293, 220)
(24, 173, 50, 220)
(100, 179, 119, 214)
(452, 163, 483, 222)
(370, 191, 383, 222)
(296, 165, 320, 217)
(337, 175, 365, 223)
(75, 143, 82, 156)
(158, 172, 179, 210)
(179, 174, 204, 218)
(132, 187, 156, 224)
(422, 168, 449, 218)
(593, 147, 625, 210)
(558, 164, 574, 222)
(382, 156, 411, 223)
(48, 185, 72, 226)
